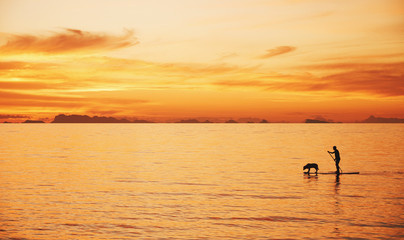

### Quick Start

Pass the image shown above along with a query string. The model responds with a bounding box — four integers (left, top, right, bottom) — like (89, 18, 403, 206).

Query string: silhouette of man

(328, 146, 341, 174)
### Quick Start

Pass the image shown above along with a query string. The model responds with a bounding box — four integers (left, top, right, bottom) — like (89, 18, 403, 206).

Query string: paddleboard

(304, 172, 359, 175)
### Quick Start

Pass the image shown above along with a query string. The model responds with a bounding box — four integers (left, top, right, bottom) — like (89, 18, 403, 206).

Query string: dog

(303, 163, 319, 174)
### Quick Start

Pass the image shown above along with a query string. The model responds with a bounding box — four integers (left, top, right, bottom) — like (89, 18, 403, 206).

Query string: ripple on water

(208, 215, 318, 223)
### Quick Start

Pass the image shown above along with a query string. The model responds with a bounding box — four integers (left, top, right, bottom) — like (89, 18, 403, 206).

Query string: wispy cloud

(0, 89, 149, 115)
(308, 62, 404, 96)
(214, 61, 404, 97)
(0, 81, 54, 90)
(0, 29, 138, 55)
(258, 46, 296, 59)
(0, 114, 29, 119)
(0, 61, 29, 70)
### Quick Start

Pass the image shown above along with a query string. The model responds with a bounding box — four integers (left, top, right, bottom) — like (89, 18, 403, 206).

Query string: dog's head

(303, 164, 308, 170)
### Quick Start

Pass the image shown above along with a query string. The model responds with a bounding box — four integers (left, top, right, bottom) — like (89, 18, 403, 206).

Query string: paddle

(328, 151, 335, 161)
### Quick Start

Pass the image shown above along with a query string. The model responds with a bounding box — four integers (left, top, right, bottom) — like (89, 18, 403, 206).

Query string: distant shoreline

(3, 114, 404, 124)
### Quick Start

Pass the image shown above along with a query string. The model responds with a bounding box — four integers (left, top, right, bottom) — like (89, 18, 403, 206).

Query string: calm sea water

(0, 124, 403, 239)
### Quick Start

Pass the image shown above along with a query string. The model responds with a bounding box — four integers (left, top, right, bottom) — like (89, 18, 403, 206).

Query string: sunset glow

(1, 0, 403, 122)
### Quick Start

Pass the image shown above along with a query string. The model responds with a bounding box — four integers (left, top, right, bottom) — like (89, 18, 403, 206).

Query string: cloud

(0, 29, 138, 55)
(0, 61, 27, 70)
(0, 89, 149, 114)
(214, 61, 404, 97)
(322, 69, 404, 96)
(0, 90, 83, 102)
(214, 79, 326, 93)
(258, 46, 296, 59)
(218, 52, 239, 61)
(309, 62, 404, 96)
(0, 61, 58, 70)
(0, 81, 53, 90)
(0, 114, 29, 119)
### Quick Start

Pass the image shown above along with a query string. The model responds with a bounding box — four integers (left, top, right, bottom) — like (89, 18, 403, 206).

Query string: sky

(0, 0, 403, 122)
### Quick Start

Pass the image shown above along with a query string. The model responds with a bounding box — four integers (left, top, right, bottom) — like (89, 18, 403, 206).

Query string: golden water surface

(0, 124, 403, 239)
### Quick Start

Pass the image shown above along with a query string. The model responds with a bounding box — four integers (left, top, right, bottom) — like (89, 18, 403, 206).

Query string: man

(328, 146, 341, 174)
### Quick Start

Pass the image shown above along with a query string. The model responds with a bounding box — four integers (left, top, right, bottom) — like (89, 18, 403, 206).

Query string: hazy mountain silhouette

(177, 119, 201, 123)
(49, 115, 268, 123)
(51, 114, 152, 123)
(238, 117, 260, 123)
(362, 115, 404, 123)
(10, 114, 404, 124)
(236, 118, 270, 123)
(176, 119, 213, 123)
(305, 119, 329, 123)
(23, 120, 45, 123)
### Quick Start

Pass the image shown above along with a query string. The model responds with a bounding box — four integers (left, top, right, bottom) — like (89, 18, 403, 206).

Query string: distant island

(51, 114, 152, 123)
(49, 115, 272, 123)
(23, 120, 45, 123)
(305, 119, 330, 123)
(361, 115, 404, 123)
(3, 114, 404, 124)
(176, 119, 213, 123)
(304, 115, 404, 123)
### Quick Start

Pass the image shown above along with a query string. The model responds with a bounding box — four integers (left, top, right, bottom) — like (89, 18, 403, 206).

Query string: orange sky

(0, 0, 403, 122)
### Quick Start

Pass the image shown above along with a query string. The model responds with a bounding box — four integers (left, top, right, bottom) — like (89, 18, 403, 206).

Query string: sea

(0, 123, 403, 239)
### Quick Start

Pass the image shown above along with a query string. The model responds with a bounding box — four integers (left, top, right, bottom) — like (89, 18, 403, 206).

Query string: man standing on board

(328, 146, 341, 174)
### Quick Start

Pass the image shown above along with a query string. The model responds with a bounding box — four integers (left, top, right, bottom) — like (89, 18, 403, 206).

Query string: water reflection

(303, 172, 318, 181)
(0, 124, 403, 239)
(333, 174, 341, 238)
(334, 174, 341, 213)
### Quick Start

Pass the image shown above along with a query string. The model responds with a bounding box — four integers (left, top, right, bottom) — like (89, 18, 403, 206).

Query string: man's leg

(336, 161, 340, 173)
